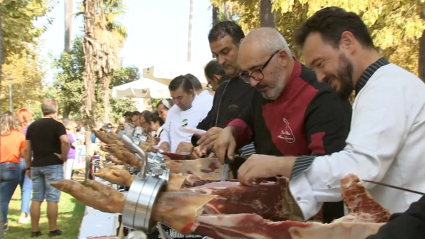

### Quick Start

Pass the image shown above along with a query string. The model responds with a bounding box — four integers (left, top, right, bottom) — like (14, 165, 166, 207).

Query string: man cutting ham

(205, 27, 353, 222)
(214, 7, 425, 221)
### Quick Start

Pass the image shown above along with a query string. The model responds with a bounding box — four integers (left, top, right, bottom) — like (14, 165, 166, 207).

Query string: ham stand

(117, 133, 173, 239)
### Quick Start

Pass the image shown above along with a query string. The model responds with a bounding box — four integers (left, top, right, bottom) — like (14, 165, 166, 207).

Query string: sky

(37, 0, 214, 83)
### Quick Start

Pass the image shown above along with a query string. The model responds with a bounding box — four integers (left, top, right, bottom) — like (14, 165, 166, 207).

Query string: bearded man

(211, 27, 352, 222)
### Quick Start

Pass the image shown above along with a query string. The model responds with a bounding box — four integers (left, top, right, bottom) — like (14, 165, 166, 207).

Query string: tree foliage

(1, 0, 56, 61)
(0, 48, 46, 112)
(211, 0, 425, 75)
(52, 36, 137, 123)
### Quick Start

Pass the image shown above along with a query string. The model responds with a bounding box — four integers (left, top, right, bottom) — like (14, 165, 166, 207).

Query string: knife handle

(224, 156, 233, 164)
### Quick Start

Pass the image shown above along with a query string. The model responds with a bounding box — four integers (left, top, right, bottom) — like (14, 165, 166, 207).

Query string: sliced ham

(182, 177, 303, 221)
(340, 174, 391, 223)
(165, 158, 224, 180)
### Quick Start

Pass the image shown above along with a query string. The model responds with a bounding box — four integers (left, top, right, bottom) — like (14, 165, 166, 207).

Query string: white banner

(74, 145, 87, 169)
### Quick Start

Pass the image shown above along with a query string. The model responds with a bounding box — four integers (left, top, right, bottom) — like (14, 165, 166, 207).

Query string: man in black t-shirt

(24, 98, 70, 237)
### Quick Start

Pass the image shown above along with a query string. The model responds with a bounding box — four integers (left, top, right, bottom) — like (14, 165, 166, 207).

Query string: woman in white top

(156, 99, 173, 122)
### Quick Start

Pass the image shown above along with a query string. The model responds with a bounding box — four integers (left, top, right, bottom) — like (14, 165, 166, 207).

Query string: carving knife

(221, 155, 232, 181)
(362, 179, 424, 195)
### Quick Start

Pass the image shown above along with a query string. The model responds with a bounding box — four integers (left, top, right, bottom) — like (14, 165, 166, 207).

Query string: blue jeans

(1, 162, 21, 223)
(31, 164, 63, 202)
(19, 158, 32, 214)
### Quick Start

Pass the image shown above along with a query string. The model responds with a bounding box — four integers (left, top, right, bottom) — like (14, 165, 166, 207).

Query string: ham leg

(51, 179, 125, 213)
(94, 167, 134, 187)
(193, 214, 383, 239)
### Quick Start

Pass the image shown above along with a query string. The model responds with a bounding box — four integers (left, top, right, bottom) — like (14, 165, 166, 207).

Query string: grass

(5, 182, 86, 239)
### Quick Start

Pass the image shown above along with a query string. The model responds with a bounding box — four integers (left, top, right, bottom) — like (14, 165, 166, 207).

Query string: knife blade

(362, 179, 424, 195)
(221, 156, 232, 181)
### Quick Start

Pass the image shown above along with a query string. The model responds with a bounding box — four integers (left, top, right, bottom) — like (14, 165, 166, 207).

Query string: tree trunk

(224, 1, 232, 21)
(82, 0, 97, 180)
(260, 0, 276, 28)
(419, 12, 425, 82)
(65, 0, 73, 52)
(187, 0, 194, 62)
(102, 75, 110, 123)
(212, 5, 219, 26)
(212, 4, 219, 58)
(0, 8, 4, 239)
(62, 107, 70, 126)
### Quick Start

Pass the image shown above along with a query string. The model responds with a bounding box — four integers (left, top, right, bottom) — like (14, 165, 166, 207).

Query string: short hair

(131, 111, 140, 118)
(148, 111, 164, 126)
(41, 98, 58, 116)
(157, 99, 173, 110)
(184, 73, 203, 90)
(208, 21, 245, 46)
(168, 75, 193, 94)
(76, 127, 81, 132)
(204, 59, 225, 80)
(140, 110, 151, 120)
(123, 111, 132, 117)
(294, 7, 374, 49)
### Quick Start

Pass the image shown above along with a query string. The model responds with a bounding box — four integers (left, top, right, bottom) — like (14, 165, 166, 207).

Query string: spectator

(156, 99, 173, 122)
(64, 125, 76, 180)
(24, 98, 69, 237)
(74, 127, 85, 145)
(16, 108, 33, 224)
(1, 111, 26, 231)
(185, 73, 213, 110)
(204, 59, 231, 91)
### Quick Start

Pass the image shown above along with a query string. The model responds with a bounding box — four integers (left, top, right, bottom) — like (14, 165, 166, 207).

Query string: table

(78, 177, 121, 239)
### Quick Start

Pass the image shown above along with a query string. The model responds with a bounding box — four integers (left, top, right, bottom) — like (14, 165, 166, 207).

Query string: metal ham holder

(117, 132, 173, 239)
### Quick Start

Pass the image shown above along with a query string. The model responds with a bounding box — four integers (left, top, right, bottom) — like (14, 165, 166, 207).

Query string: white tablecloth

(78, 177, 121, 239)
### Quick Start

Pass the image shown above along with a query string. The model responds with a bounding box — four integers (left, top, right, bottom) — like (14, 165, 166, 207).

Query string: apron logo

(182, 119, 188, 127)
(278, 118, 295, 143)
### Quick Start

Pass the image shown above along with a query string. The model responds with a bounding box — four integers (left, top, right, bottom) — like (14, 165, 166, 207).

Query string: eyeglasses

(239, 50, 280, 83)
(206, 80, 212, 89)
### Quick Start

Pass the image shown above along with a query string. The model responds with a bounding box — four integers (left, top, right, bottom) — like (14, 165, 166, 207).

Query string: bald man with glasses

(207, 27, 353, 222)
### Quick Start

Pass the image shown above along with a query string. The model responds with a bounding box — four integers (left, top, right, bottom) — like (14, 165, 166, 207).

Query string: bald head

(238, 28, 295, 100)
(240, 28, 292, 58)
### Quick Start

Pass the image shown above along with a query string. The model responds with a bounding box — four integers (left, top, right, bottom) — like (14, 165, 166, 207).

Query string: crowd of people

(0, 101, 86, 236)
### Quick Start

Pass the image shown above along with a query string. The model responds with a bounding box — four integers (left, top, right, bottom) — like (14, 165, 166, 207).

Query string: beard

(256, 66, 286, 100)
(323, 54, 354, 100)
(223, 63, 239, 77)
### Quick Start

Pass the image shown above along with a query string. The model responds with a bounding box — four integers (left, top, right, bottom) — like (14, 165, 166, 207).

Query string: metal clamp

(122, 175, 167, 232)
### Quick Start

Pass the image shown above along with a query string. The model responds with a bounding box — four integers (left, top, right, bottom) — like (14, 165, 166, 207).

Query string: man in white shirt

(158, 75, 210, 153)
(214, 7, 425, 221)
(185, 73, 213, 110)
